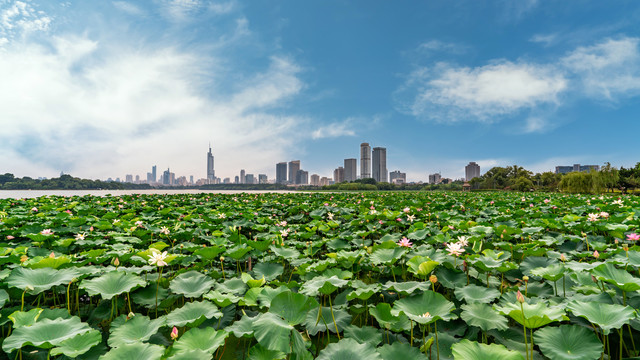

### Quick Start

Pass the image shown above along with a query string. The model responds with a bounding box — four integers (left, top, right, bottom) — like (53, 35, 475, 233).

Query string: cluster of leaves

(0, 174, 151, 190)
(0, 191, 639, 359)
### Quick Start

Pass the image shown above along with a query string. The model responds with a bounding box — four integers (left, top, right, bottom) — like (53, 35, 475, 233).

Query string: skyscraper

(152, 166, 157, 182)
(389, 170, 406, 184)
(333, 166, 344, 183)
(296, 169, 308, 185)
(240, 169, 246, 184)
(207, 144, 215, 183)
(344, 158, 357, 182)
(276, 162, 287, 184)
(360, 143, 371, 179)
(258, 174, 268, 184)
(288, 160, 300, 184)
(310, 174, 320, 186)
(372, 147, 387, 182)
(465, 162, 481, 181)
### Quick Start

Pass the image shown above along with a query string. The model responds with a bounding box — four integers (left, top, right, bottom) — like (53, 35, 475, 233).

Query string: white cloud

(311, 120, 356, 139)
(530, 33, 557, 46)
(113, 1, 145, 16)
(0, 33, 308, 179)
(209, 1, 235, 15)
(417, 40, 466, 55)
(523, 117, 547, 133)
(562, 37, 640, 100)
(399, 61, 566, 122)
(0, 1, 51, 37)
(161, 0, 202, 22)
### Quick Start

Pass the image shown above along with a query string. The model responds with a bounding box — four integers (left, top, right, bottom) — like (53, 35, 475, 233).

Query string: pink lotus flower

(446, 242, 465, 257)
(544, 199, 550, 204)
(378, 220, 383, 225)
(40, 229, 53, 235)
(587, 213, 599, 222)
(593, 250, 600, 259)
(403, 207, 410, 213)
(516, 290, 525, 303)
(31, 207, 38, 212)
(7, 235, 14, 240)
(171, 326, 179, 340)
(627, 233, 640, 241)
(398, 237, 412, 248)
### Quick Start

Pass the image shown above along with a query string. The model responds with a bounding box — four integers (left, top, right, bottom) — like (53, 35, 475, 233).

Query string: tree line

(0, 174, 152, 190)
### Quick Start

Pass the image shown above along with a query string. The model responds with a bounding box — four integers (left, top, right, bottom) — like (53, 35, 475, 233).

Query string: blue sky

(1, 0, 639, 182)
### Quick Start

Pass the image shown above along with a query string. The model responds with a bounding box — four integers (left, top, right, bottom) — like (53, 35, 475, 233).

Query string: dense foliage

(0, 191, 639, 359)
(0, 174, 151, 190)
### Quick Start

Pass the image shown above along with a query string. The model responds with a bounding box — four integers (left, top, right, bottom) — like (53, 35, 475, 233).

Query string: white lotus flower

(148, 251, 168, 267)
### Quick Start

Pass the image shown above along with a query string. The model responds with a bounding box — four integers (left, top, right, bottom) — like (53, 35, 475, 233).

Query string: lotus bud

(49, 252, 55, 258)
(128, 312, 135, 318)
(114, 257, 120, 267)
(429, 275, 438, 284)
(26, 285, 34, 291)
(592, 275, 598, 283)
(20, 255, 28, 263)
(171, 326, 179, 340)
(220, 256, 225, 261)
(560, 254, 566, 262)
(516, 290, 525, 304)
(593, 250, 600, 259)
(615, 239, 619, 244)
(522, 276, 529, 283)
(623, 244, 629, 252)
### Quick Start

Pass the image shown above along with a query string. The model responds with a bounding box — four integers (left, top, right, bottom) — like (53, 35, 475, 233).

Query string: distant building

(125, 174, 133, 183)
(296, 169, 308, 185)
(429, 173, 442, 184)
(240, 169, 246, 184)
(372, 147, 387, 182)
(389, 170, 406, 184)
(360, 143, 371, 179)
(234, 176, 239, 184)
(207, 144, 215, 183)
(135, 175, 140, 183)
(319, 176, 331, 186)
(190, 175, 194, 184)
(258, 174, 268, 184)
(465, 162, 480, 181)
(223, 177, 231, 184)
(555, 164, 601, 174)
(344, 158, 357, 182)
(245, 174, 255, 184)
(162, 168, 175, 186)
(310, 174, 320, 186)
(147, 165, 157, 183)
(288, 160, 301, 184)
(276, 162, 288, 184)
(333, 166, 344, 183)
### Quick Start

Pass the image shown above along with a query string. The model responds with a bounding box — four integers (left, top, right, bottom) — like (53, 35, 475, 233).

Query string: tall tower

(152, 165, 157, 182)
(372, 147, 387, 182)
(344, 158, 357, 182)
(465, 162, 480, 181)
(240, 169, 246, 184)
(360, 143, 371, 179)
(276, 162, 287, 184)
(288, 160, 300, 184)
(207, 144, 215, 183)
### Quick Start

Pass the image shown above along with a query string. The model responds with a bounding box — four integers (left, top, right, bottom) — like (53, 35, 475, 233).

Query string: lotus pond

(0, 191, 639, 359)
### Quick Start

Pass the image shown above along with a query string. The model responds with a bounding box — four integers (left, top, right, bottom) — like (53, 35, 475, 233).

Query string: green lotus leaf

(534, 324, 602, 360)
(9, 308, 43, 328)
(530, 263, 565, 281)
(108, 315, 165, 347)
(166, 300, 222, 328)
(567, 300, 636, 334)
(369, 303, 411, 332)
(393, 290, 456, 324)
(460, 303, 509, 332)
(169, 271, 215, 298)
(253, 262, 284, 281)
(454, 284, 500, 304)
(7, 267, 79, 294)
(241, 272, 267, 288)
(370, 248, 406, 265)
(172, 327, 228, 355)
(299, 276, 348, 296)
(269, 290, 318, 325)
(166, 349, 212, 360)
(343, 325, 382, 346)
(406, 256, 439, 277)
(225, 314, 256, 338)
(2, 316, 93, 353)
(304, 306, 352, 336)
(253, 312, 294, 353)
(451, 339, 524, 360)
(98, 342, 165, 360)
(271, 246, 300, 259)
(131, 282, 169, 308)
(497, 302, 567, 329)
(346, 280, 380, 301)
(80, 271, 146, 300)
(248, 344, 287, 360)
(216, 278, 248, 296)
(0, 289, 7, 309)
(256, 286, 290, 308)
(377, 341, 427, 360)
(591, 262, 640, 292)
(50, 329, 102, 358)
(240, 287, 263, 307)
(204, 289, 241, 307)
(317, 338, 382, 360)
(383, 281, 430, 296)
(193, 246, 225, 261)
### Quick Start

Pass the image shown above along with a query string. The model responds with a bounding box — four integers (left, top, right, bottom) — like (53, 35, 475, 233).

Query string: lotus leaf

(166, 300, 222, 327)
(454, 284, 500, 303)
(317, 338, 381, 360)
(343, 325, 382, 346)
(460, 303, 509, 331)
(2, 316, 93, 353)
(269, 290, 318, 325)
(108, 315, 165, 347)
(377, 341, 427, 360)
(591, 262, 640, 292)
(304, 306, 352, 335)
(497, 302, 567, 329)
(98, 342, 165, 360)
(169, 270, 215, 298)
(50, 329, 102, 358)
(393, 290, 456, 324)
(567, 300, 636, 334)
(7, 267, 79, 294)
(80, 271, 146, 299)
(451, 339, 524, 360)
(172, 327, 228, 355)
(534, 324, 602, 360)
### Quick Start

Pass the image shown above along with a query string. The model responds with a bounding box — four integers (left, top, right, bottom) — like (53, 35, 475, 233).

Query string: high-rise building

(310, 174, 320, 186)
(344, 158, 357, 182)
(389, 170, 406, 184)
(296, 169, 308, 185)
(162, 168, 174, 185)
(125, 174, 133, 183)
(276, 162, 287, 184)
(223, 177, 231, 184)
(147, 165, 157, 183)
(465, 162, 481, 181)
(207, 144, 215, 183)
(234, 176, 239, 184)
(555, 164, 601, 174)
(333, 166, 344, 183)
(135, 175, 140, 183)
(428, 173, 442, 184)
(289, 160, 301, 184)
(320, 177, 331, 186)
(245, 174, 255, 184)
(258, 174, 268, 184)
(190, 175, 194, 184)
(240, 169, 246, 184)
(360, 143, 371, 179)
(372, 147, 387, 182)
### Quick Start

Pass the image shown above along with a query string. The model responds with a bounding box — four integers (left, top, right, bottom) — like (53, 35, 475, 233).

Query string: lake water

(0, 189, 300, 199)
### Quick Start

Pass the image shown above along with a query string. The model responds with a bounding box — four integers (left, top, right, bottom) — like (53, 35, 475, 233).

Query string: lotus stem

(66, 281, 72, 315)
(127, 292, 133, 314)
(619, 328, 623, 360)
(435, 320, 440, 360)
(521, 302, 529, 360)
(155, 267, 163, 318)
(328, 295, 340, 340)
(410, 320, 413, 346)
(21, 289, 27, 312)
(627, 324, 637, 355)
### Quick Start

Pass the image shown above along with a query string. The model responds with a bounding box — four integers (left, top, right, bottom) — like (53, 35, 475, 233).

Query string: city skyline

(1, 2, 639, 181)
